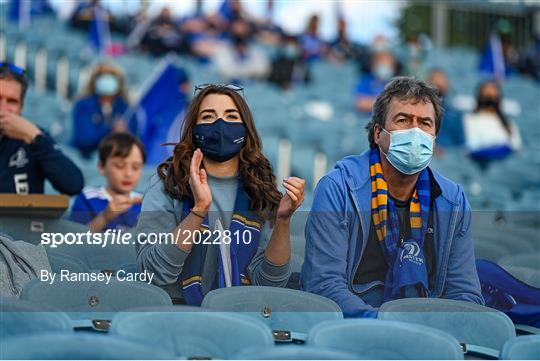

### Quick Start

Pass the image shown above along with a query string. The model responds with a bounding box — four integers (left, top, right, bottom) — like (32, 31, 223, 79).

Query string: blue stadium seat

(307, 319, 464, 360)
(0, 216, 89, 245)
(378, 298, 516, 358)
(235, 345, 357, 360)
(500, 254, 540, 270)
(47, 251, 89, 274)
(0, 297, 73, 339)
(110, 309, 274, 359)
(502, 266, 540, 288)
(474, 241, 508, 262)
(201, 286, 342, 343)
(20, 279, 172, 327)
(500, 335, 540, 360)
(0, 333, 175, 360)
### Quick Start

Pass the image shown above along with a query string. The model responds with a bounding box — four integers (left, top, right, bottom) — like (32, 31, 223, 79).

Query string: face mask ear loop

(378, 126, 391, 158)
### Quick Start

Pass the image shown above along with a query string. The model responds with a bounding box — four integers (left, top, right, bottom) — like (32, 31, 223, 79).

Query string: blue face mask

(193, 118, 246, 162)
(381, 127, 435, 175)
(95, 74, 119, 96)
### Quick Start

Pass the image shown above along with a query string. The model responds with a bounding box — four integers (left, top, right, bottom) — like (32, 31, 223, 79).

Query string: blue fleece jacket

(301, 150, 484, 318)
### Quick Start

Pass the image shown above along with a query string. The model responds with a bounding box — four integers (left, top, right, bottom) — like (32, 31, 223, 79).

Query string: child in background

(70, 133, 146, 232)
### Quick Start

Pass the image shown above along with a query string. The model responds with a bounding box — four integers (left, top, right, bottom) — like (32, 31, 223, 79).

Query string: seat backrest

(110, 310, 274, 359)
(235, 345, 357, 360)
(20, 279, 172, 313)
(0, 333, 175, 359)
(500, 254, 540, 270)
(378, 298, 516, 351)
(0, 297, 73, 338)
(201, 286, 343, 337)
(500, 335, 540, 360)
(307, 319, 464, 360)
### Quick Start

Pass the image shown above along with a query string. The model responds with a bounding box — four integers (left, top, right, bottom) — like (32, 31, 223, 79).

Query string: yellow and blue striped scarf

(369, 147, 431, 301)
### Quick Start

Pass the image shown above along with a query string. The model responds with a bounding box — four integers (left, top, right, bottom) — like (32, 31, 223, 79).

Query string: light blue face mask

(381, 127, 435, 175)
(95, 73, 119, 96)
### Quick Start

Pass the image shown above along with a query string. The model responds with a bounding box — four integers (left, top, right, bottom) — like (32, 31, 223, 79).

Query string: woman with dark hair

(463, 80, 522, 166)
(136, 84, 305, 304)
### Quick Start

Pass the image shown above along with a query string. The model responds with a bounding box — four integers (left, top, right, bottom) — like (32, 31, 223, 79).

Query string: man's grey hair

(365, 76, 444, 148)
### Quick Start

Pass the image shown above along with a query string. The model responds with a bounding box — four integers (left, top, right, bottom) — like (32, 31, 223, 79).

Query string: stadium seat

(0, 297, 73, 339)
(499, 254, 540, 270)
(502, 266, 540, 288)
(0, 333, 175, 360)
(474, 241, 508, 262)
(110, 308, 275, 359)
(500, 335, 540, 360)
(201, 286, 343, 343)
(378, 298, 516, 358)
(0, 216, 89, 245)
(47, 251, 89, 273)
(307, 319, 464, 360)
(235, 345, 357, 360)
(20, 278, 172, 329)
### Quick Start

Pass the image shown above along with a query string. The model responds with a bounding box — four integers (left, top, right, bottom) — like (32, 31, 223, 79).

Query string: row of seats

(2, 286, 539, 359)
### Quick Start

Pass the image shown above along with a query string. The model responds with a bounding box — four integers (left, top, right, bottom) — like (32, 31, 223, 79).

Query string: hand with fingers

(103, 195, 142, 221)
(277, 177, 306, 220)
(0, 111, 41, 144)
(189, 148, 212, 213)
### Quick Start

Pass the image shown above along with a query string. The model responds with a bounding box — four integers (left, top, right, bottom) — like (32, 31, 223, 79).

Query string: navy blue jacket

(0, 132, 84, 195)
(71, 94, 129, 157)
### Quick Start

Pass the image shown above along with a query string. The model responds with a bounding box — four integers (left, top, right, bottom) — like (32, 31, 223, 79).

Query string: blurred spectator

(268, 34, 311, 89)
(0, 63, 83, 195)
(427, 68, 464, 150)
(329, 16, 360, 63)
(355, 51, 397, 113)
(70, 133, 145, 232)
(299, 15, 328, 62)
(140, 7, 186, 56)
(70, 0, 111, 31)
(479, 19, 519, 81)
(463, 80, 522, 167)
(520, 33, 540, 81)
(402, 33, 431, 76)
(213, 18, 270, 83)
(71, 62, 130, 159)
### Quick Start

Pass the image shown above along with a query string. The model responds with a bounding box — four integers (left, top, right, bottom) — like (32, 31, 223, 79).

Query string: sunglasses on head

(194, 83, 244, 97)
(0, 62, 27, 77)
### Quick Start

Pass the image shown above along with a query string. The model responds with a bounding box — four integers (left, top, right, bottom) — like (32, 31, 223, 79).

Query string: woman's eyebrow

(225, 109, 239, 114)
(199, 109, 216, 115)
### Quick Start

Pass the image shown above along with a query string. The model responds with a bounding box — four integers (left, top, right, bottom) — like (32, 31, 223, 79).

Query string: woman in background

(71, 62, 130, 158)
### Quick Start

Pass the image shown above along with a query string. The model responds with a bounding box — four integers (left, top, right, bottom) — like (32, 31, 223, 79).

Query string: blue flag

(9, 0, 32, 28)
(89, 5, 110, 54)
(127, 57, 189, 165)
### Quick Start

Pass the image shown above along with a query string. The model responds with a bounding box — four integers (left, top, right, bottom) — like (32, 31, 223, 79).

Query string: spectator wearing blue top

(71, 62, 129, 159)
(299, 15, 328, 62)
(355, 51, 397, 113)
(0, 62, 83, 195)
(303, 77, 484, 318)
(427, 68, 464, 150)
(70, 133, 146, 232)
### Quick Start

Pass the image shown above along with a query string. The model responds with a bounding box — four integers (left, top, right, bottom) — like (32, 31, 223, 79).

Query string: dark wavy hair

(157, 85, 281, 220)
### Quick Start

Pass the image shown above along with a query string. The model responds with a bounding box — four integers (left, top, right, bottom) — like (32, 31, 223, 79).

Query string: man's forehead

(0, 78, 23, 98)
(387, 97, 435, 119)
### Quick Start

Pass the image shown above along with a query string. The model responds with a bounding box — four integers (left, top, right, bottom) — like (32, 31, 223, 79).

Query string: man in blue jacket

(0, 62, 83, 195)
(302, 77, 484, 318)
